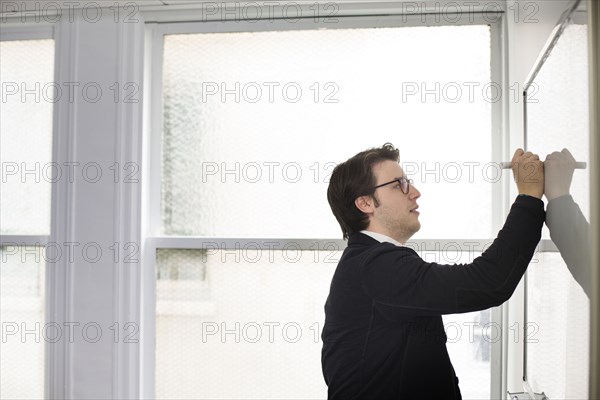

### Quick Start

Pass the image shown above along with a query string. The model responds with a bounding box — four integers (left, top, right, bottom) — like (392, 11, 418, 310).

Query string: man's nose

(410, 185, 421, 199)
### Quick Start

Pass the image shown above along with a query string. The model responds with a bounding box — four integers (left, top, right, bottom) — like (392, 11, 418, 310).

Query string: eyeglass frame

(367, 177, 414, 195)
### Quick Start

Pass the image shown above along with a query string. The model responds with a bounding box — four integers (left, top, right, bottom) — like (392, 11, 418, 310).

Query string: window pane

(0, 39, 55, 235)
(0, 245, 46, 400)
(435, 250, 491, 400)
(155, 248, 488, 399)
(155, 247, 339, 399)
(161, 25, 492, 239)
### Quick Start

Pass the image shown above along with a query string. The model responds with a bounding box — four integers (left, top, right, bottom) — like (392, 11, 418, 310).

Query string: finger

(512, 148, 524, 162)
(520, 153, 536, 164)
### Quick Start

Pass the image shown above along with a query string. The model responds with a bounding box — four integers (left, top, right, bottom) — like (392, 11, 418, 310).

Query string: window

(159, 25, 493, 239)
(0, 37, 55, 400)
(0, 38, 54, 235)
(147, 15, 501, 399)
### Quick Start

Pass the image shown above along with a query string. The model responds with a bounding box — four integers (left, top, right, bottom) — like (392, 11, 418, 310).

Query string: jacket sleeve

(360, 196, 545, 315)
(546, 194, 592, 298)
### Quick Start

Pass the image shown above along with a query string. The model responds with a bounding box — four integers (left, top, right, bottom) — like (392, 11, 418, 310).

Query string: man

(322, 143, 545, 399)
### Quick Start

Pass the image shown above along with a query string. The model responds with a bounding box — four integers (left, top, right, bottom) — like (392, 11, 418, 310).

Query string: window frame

(143, 9, 507, 400)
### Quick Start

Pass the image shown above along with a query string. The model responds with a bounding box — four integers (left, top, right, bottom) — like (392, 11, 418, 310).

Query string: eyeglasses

(368, 177, 413, 195)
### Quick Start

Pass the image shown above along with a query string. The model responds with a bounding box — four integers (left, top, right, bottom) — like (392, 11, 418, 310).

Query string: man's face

(369, 160, 421, 243)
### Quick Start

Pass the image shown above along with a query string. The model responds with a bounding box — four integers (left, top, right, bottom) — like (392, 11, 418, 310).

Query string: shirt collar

(360, 230, 404, 247)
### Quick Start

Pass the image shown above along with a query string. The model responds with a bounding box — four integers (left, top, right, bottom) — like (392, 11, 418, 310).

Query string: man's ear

(354, 195, 374, 214)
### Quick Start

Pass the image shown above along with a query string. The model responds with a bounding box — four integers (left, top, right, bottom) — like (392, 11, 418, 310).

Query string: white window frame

(141, 6, 508, 399)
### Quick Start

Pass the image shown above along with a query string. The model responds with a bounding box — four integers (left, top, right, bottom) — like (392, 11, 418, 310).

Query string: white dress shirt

(360, 230, 404, 247)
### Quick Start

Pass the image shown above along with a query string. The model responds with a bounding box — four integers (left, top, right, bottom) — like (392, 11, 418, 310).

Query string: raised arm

(360, 149, 545, 315)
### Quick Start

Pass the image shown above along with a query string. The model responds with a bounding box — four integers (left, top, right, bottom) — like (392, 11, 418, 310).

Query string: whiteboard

(523, 1, 591, 398)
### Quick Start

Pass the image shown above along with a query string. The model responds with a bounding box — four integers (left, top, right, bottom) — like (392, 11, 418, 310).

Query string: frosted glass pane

(0, 245, 45, 400)
(526, 253, 589, 399)
(155, 248, 340, 399)
(0, 39, 55, 235)
(155, 248, 489, 399)
(526, 23, 589, 240)
(443, 309, 491, 400)
(435, 250, 490, 400)
(161, 25, 492, 239)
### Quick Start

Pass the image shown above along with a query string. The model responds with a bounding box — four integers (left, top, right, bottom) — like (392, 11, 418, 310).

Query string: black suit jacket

(321, 196, 545, 399)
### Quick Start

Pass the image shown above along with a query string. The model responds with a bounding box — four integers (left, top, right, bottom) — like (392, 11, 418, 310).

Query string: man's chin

(404, 224, 421, 242)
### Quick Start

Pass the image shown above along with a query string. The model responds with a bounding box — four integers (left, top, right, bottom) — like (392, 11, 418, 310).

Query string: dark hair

(327, 143, 400, 239)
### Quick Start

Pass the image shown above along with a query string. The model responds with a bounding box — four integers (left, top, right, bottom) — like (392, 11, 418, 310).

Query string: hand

(511, 148, 544, 199)
(544, 148, 576, 201)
